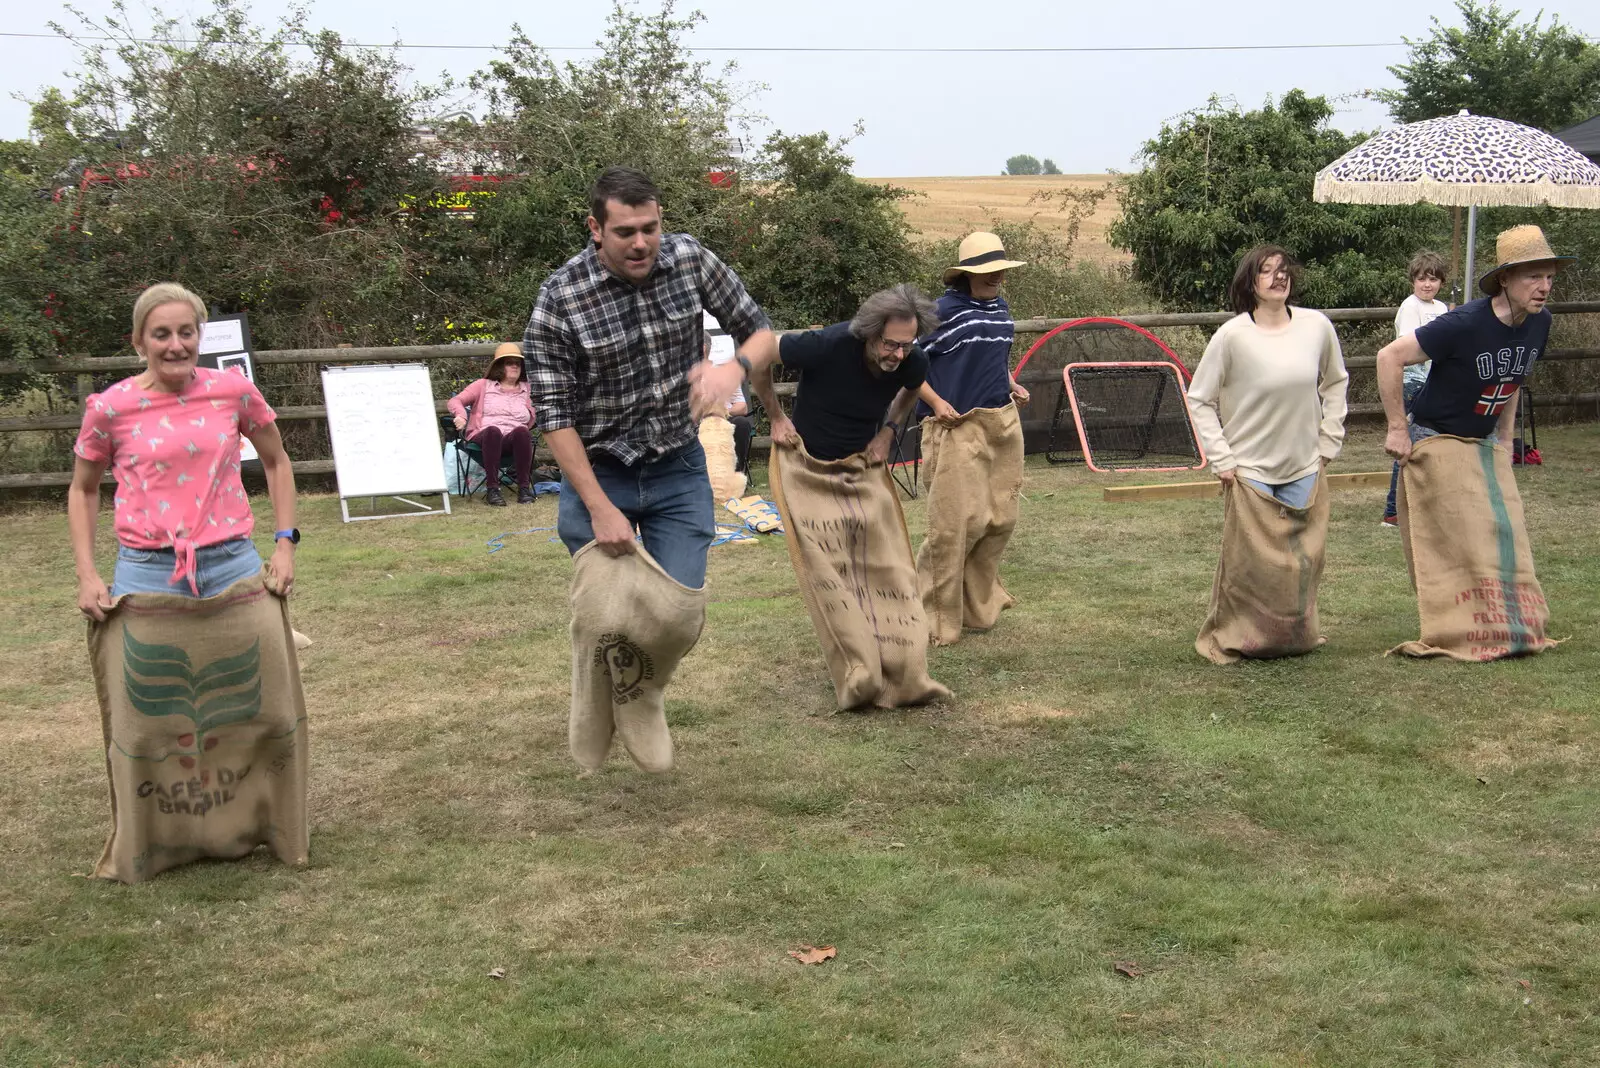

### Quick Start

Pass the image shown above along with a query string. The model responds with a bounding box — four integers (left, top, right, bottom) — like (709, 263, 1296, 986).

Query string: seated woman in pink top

(448, 342, 537, 506)
(68, 283, 300, 620)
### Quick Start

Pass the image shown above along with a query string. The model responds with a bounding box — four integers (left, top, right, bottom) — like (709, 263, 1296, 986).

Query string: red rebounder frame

(1014, 317, 1194, 385)
(1061, 361, 1208, 473)
(1012, 317, 1195, 463)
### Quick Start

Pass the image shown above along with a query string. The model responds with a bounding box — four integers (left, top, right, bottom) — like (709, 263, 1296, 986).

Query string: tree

(458, 1, 754, 328)
(1005, 154, 1042, 176)
(729, 129, 920, 328)
(1376, 1, 1600, 300)
(13, 0, 449, 361)
(1110, 91, 1447, 311)
(0, 142, 59, 394)
(0, 0, 931, 375)
(1379, 0, 1600, 130)
(1042, 158, 1063, 175)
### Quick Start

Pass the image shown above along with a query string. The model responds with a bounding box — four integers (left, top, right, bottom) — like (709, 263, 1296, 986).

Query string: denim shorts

(1241, 471, 1319, 510)
(111, 538, 263, 599)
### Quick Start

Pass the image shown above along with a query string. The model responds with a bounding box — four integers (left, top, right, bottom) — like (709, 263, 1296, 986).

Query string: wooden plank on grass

(1104, 471, 1390, 502)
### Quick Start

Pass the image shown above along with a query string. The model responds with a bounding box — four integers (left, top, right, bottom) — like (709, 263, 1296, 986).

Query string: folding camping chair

(888, 420, 921, 499)
(1513, 387, 1540, 465)
(440, 414, 528, 498)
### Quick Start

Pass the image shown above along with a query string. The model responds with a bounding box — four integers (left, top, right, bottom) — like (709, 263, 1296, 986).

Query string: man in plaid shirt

(524, 167, 777, 588)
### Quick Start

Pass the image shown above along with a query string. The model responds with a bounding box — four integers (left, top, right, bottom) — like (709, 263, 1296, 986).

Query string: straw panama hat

(1479, 224, 1577, 296)
(488, 341, 525, 376)
(943, 232, 1027, 285)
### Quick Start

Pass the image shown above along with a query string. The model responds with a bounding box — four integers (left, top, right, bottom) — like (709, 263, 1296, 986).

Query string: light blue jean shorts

(110, 538, 263, 598)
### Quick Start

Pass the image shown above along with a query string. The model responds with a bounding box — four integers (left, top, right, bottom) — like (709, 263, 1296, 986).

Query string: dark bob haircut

(1228, 245, 1301, 315)
(589, 167, 661, 227)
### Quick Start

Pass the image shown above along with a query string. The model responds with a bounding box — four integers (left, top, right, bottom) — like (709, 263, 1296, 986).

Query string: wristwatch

(884, 419, 901, 434)
(274, 528, 301, 546)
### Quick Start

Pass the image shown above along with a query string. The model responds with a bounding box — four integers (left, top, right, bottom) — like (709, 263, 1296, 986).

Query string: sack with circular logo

(567, 544, 707, 772)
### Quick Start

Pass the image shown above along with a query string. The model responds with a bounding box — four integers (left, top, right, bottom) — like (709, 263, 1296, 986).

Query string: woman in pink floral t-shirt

(68, 283, 300, 619)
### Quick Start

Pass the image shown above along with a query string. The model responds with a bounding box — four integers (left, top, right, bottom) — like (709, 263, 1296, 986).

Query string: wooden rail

(5, 302, 1597, 379)
(5, 301, 1599, 490)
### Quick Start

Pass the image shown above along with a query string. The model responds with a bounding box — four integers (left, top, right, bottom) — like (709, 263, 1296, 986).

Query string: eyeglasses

(878, 338, 914, 354)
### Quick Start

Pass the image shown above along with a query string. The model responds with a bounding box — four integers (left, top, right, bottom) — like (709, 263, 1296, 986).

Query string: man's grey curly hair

(849, 283, 938, 342)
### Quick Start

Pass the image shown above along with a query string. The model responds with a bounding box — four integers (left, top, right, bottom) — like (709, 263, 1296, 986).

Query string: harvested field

(865, 174, 1128, 265)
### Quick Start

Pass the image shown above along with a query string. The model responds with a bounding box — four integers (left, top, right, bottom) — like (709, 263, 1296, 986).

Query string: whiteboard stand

(340, 492, 452, 523)
(321, 364, 454, 524)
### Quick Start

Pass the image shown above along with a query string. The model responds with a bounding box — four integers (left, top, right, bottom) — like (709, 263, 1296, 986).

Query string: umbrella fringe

(1314, 177, 1600, 210)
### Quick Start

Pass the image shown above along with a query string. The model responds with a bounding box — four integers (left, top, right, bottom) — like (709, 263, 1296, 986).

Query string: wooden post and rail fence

(2, 302, 1598, 491)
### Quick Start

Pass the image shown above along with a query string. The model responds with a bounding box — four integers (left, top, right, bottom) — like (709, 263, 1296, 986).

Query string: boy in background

(1382, 251, 1450, 527)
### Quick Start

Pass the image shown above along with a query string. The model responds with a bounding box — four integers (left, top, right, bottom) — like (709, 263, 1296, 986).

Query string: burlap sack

(698, 415, 747, 503)
(916, 403, 1024, 646)
(87, 577, 309, 883)
(569, 543, 707, 773)
(768, 442, 952, 710)
(1390, 434, 1556, 660)
(1195, 474, 1329, 664)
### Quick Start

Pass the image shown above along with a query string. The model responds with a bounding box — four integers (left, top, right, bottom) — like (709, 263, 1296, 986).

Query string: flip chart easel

(320, 364, 452, 522)
(199, 314, 259, 463)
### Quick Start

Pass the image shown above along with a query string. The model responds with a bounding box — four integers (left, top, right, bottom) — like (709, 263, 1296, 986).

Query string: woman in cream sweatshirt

(1185, 246, 1349, 507)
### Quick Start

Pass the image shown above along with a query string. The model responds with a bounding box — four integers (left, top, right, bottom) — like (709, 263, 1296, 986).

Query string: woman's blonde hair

(131, 283, 208, 346)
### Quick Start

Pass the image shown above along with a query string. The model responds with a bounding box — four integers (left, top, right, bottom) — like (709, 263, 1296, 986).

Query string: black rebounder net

(1063, 362, 1205, 472)
(1012, 318, 1193, 464)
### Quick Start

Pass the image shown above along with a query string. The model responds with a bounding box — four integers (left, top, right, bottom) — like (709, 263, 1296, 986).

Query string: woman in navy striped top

(917, 232, 1031, 421)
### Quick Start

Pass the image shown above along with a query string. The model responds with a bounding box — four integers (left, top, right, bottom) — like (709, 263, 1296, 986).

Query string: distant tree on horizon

(1042, 158, 1063, 174)
(1005, 154, 1042, 175)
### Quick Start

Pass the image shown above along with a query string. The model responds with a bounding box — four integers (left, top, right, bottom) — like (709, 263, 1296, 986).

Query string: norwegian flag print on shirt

(1475, 383, 1518, 416)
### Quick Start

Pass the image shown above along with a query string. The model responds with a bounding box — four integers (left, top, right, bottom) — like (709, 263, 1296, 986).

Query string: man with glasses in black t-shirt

(744, 284, 935, 463)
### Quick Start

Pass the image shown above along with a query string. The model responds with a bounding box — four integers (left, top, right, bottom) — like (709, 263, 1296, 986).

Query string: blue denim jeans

(1385, 378, 1426, 516)
(557, 441, 714, 588)
(1407, 417, 1495, 446)
(1242, 471, 1320, 510)
(110, 538, 263, 598)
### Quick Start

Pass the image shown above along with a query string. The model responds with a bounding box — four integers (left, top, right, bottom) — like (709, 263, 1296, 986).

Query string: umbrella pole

(1463, 205, 1479, 300)
(1451, 207, 1462, 302)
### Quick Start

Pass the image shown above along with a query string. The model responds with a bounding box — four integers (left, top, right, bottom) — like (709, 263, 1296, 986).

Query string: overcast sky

(0, 0, 1541, 175)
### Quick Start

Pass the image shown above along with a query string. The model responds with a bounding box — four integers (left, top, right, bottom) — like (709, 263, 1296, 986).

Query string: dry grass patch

(982, 699, 1087, 724)
(865, 174, 1128, 265)
(1447, 710, 1589, 776)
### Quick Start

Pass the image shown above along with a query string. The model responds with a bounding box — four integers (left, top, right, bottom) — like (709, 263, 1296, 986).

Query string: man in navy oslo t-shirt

(1408, 299, 1550, 439)
(1372, 224, 1571, 660)
(1378, 225, 1571, 460)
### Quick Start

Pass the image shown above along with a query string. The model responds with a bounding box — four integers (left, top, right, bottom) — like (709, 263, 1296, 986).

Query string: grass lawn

(2, 425, 1597, 1067)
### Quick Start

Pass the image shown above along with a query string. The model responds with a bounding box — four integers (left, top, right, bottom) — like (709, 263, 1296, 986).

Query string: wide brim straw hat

(942, 231, 1027, 285)
(1479, 224, 1577, 296)
(487, 341, 525, 376)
